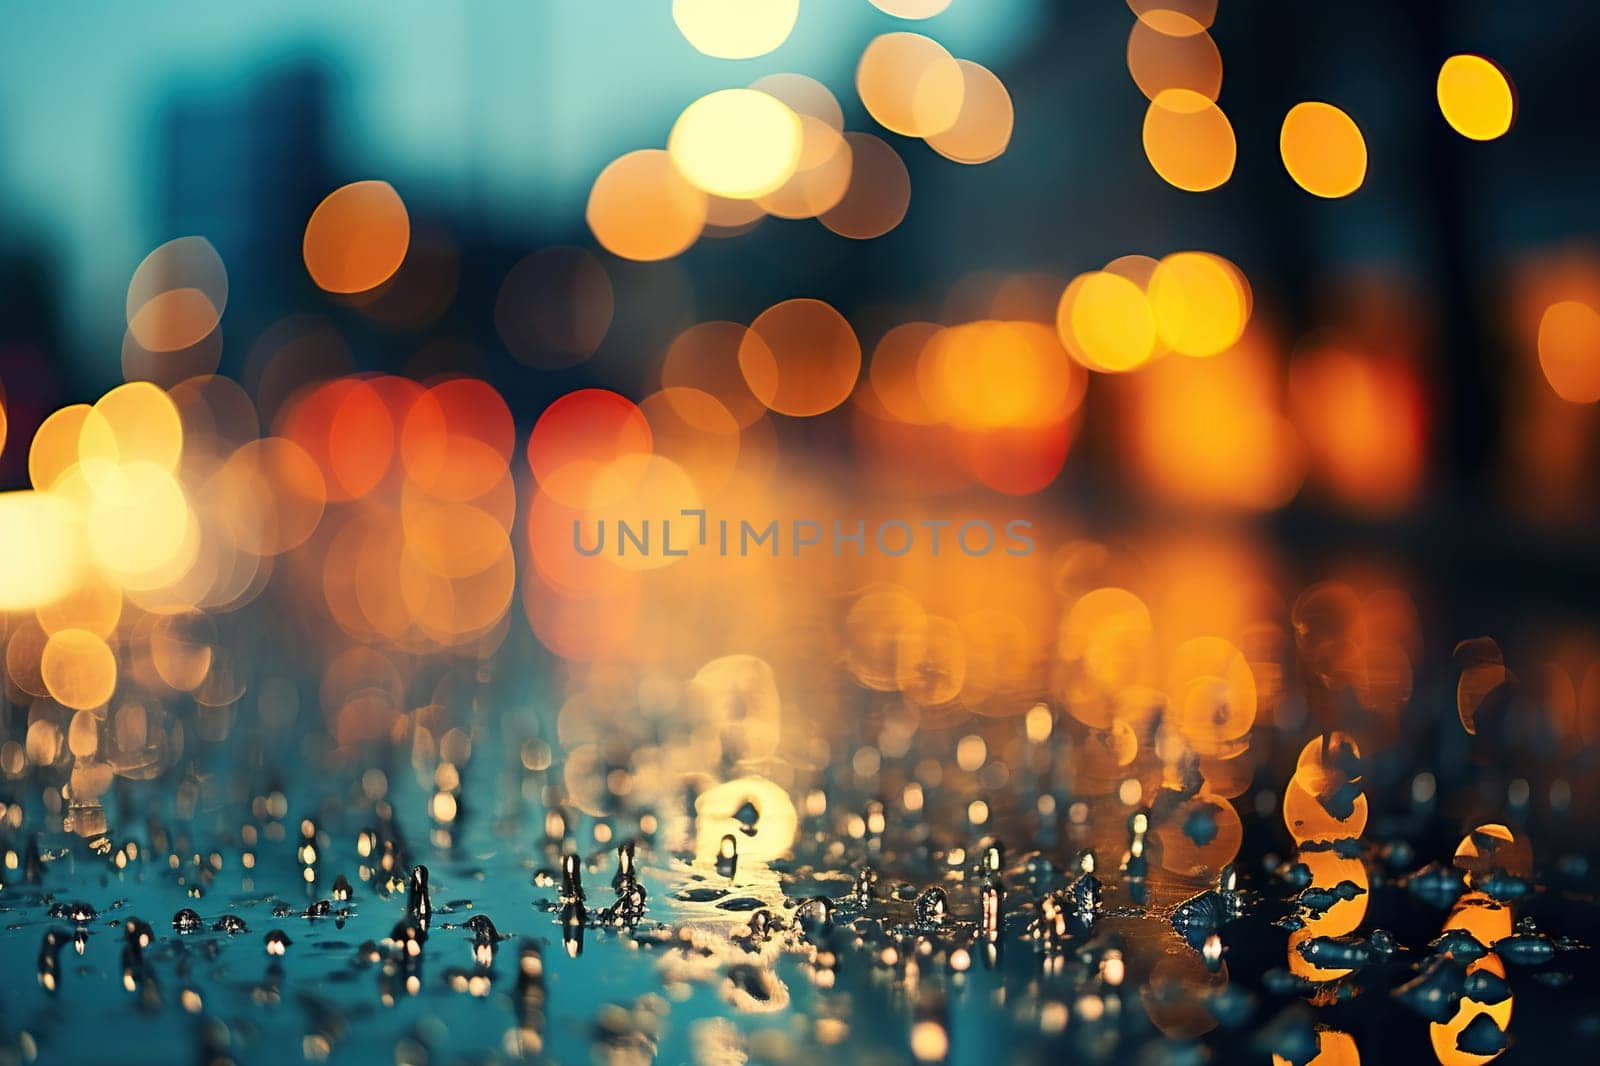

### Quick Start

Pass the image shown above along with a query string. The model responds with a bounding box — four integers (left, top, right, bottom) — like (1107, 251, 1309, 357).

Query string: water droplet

(560, 853, 585, 906)
(796, 896, 833, 936)
(716, 833, 739, 878)
(406, 864, 433, 928)
(914, 886, 948, 926)
(49, 901, 98, 924)
(560, 901, 585, 957)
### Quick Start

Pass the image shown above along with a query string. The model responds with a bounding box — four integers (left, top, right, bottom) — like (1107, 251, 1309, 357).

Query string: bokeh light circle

(1059, 271, 1157, 372)
(926, 60, 1014, 165)
(303, 181, 411, 294)
(820, 133, 911, 239)
(41, 628, 118, 711)
(856, 32, 965, 138)
(78, 381, 184, 490)
(1537, 300, 1600, 403)
(1142, 90, 1236, 192)
(1148, 252, 1249, 357)
(672, 0, 798, 60)
(668, 89, 804, 200)
(870, 0, 952, 16)
(527, 389, 654, 506)
(587, 150, 708, 261)
(1280, 103, 1367, 198)
(662, 321, 770, 428)
(126, 236, 228, 353)
(739, 299, 861, 417)
(1437, 54, 1514, 141)
(1126, 17, 1222, 103)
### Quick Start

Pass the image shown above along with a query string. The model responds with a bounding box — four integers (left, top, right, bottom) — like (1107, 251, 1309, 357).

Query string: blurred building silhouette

(155, 58, 337, 378)
(0, 223, 64, 488)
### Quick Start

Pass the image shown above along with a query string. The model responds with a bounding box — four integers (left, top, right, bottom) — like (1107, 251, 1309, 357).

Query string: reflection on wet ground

(1, 686, 1597, 1065)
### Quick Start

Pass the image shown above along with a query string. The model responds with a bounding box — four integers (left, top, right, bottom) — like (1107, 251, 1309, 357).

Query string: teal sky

(0, 0, 1042, 363)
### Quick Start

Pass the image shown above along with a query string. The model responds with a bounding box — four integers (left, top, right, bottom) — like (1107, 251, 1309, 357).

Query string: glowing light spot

(125, 236, 227, 353)
(86, 461, 193, 586)
(897, 614, 967, 706)
(1283, 775, 1368, 844)
(209, 438, 326, 557)
(400, 379, 515, 501)
(750, 73, 844, 131)
(1026, 704, 1054, 742)
(871, 0, 952, 17)
(29, 405, 91, 490)
(587, 149, 707, 261)
(672, 0, 798, 60)
(1169, 636, 1258, 753)
(1061, 588, 1154, 698)
(1280, 103, 1367, 198)
(1143, 90, 1236, 192)
(856, 32, 965, 138)
(910, 1020, 950, 1062)
(694, 776, 797, 864)
(740, 299, 861, 417)
(1438, 55, 1514, 141)
(1295, 733, 1363, 799)
(757, 116, 853, 219)
(1454, 825, 1532, 880)
(303, 181, 411, 294)
(1128, 0, 1216, 34)
(688, 654, 782, 762)
(1430, 952, 1511, 1066)
(527, 389, 654, 504)
(703, 194, 766, 235)
(820, 133, 911, 239)
(921, 320, 1084, 428)
(669, 89, 803, 200)
(926, 60, 1014, 165)
(0, 491, 86, 610)
(282, 378, 399, 502)
(1155, 791, 1242, 877)
(871, 322, 942, 424)
(1148, 252, 1249, 357)
(1059, 271, 1157, 372)
(662, 321, 770, 428)
(639, 387, 741, 497)
(78, 381, 184, 489)
(150, 610, 216, 692)
(1537, 300, 1600, 403)
(36, 570, 122, 638)
(1125, 335, 1304, 509)
(1126, 17, 1222, 103)
(403, 492, 510, 580)
(41, 628, 118, 711)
